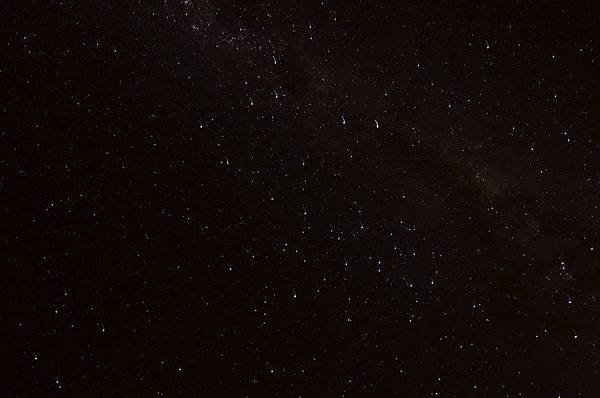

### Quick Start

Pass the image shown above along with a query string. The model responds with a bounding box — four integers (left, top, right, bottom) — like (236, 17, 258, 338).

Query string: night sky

(5, 1, 600, 396)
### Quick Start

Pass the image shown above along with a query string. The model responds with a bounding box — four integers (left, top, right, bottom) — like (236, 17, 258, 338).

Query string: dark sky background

(4, 0, 600, 396)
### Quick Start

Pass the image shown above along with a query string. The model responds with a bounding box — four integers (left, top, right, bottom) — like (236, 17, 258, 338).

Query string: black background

(4, 0, 600, 396)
